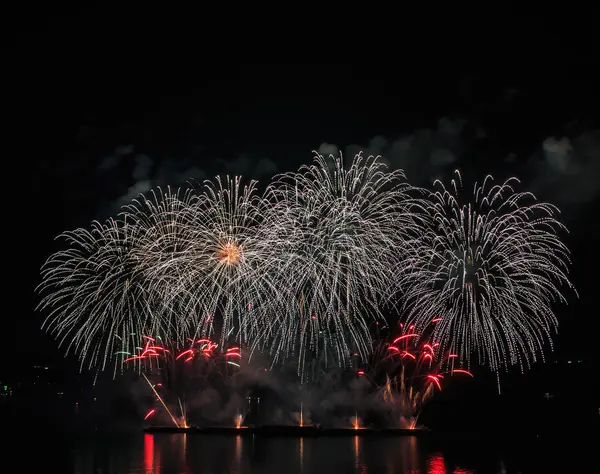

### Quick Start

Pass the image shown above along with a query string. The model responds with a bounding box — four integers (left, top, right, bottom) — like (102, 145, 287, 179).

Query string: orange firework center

(217, 242, 241, 265)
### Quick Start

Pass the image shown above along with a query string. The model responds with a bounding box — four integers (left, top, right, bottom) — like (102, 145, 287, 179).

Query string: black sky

(5, 7, 599, 378)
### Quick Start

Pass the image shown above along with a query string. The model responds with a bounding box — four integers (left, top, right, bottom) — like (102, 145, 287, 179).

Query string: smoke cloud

(318, 117, 466, 186)
(530, 130, 600, 205)
(317, 121, 600, 214)
(96, 145, 278, 216)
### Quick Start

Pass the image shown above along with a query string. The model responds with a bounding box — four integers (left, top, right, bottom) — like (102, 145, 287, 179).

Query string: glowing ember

(216, 242, 242, 265)
(234, 413, 244, 428)
(179, 399, 188, 428)
(352, 411, 361, 430)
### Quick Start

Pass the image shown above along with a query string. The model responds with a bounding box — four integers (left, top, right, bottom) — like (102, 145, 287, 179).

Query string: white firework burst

(261, 151, 428, 373)
(36, 218, 173, 372)
(171, 176, 282, 345)
(401, 170, 575, 374)
(120, 186, 200, 341)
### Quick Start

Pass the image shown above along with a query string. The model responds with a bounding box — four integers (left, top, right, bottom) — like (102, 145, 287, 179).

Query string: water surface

(20, 431, 590, 473)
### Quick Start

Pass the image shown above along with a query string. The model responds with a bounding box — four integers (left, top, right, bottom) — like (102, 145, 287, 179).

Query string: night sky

(6, 7, 598, 380)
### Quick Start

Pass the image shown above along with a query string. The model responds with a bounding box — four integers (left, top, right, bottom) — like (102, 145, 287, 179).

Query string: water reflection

(428, 452, 477, 474)
(70, 433, 508, 473)
(400, 436, 420, 473)
(299, 437, 304, 473)
(428, 453, 447, 474)
(234, 435, 243, 472)
(144, 434, 154, 473)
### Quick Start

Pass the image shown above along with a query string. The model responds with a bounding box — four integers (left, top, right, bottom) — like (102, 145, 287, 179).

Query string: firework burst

(401, 170, 575, 374)
(360, 322, 473, 429)
(121, 335, 245, 386)
(121, 186, 200, 341)
(261, 151, 428, 373)
(170, 175, 281, 345)
(120, 334, 246, 426)
(37, 177, 281, 373)
(36, 218, 173, 372)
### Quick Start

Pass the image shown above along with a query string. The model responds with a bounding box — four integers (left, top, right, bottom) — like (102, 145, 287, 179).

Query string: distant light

(2, 386, 6, 391)
(567, 360, 572, 364)
(578, 360, 582, 363)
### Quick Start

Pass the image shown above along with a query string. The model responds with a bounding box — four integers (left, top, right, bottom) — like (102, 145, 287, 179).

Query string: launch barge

(143, 425, 425, 436)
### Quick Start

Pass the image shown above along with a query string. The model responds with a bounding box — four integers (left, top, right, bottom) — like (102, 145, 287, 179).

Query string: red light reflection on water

(451, 464, 473, 473)
(144, 434, 154, 472)
(427, 453, 473, 474)
(428, 453, 447, 474)
(143, 433, 162, 473)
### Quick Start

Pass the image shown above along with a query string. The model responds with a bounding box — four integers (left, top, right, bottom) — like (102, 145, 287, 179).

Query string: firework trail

(260, 151, 428, 373)
(36, 218, 175, 372)
(118, 334, 171, 371)
(360, 321, 473, 429)
(400, 170, 575, 375)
